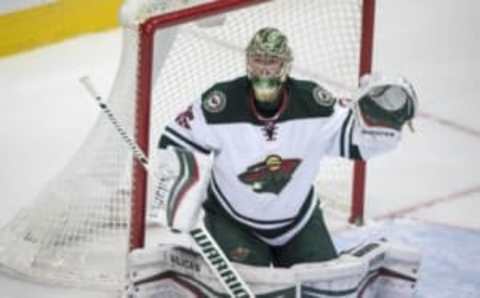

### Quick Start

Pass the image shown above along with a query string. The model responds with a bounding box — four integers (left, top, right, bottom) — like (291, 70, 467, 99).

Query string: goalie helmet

(246, 27, 293, 102)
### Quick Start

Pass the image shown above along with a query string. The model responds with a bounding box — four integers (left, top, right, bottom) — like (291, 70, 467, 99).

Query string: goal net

(0, 0, 374, 290)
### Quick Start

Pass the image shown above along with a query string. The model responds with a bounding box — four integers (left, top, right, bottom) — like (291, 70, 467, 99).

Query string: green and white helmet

(246, 27, 293, 102)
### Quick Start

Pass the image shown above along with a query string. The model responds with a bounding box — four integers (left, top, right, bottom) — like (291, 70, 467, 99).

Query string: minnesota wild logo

(238, 155, 301, 194)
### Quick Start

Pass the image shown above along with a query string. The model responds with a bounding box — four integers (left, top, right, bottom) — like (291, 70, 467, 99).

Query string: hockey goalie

(126, 27, 421, 297)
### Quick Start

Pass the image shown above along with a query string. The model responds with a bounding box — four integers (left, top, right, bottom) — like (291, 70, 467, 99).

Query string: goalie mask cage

(0, 0, 374, 290)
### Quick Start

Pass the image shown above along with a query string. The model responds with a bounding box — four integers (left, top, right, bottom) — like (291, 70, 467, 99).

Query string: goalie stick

(79, 76, 254, 298)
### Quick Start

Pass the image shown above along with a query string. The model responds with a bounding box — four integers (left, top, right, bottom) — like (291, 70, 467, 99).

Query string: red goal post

(352, 0, 375, 226)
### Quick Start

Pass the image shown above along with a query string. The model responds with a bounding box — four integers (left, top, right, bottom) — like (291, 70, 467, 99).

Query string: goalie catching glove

(354, 73, 418, 131)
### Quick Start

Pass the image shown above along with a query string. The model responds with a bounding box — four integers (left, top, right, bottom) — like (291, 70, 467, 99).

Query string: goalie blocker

(148, 147, 213, 232)
(125, 239, 421, 297)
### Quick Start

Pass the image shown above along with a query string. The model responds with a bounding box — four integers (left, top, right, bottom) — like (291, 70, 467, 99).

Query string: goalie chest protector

(165, 76, 349, 231)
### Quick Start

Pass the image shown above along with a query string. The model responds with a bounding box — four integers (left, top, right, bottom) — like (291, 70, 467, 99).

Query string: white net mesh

(0, 0, 368, 290)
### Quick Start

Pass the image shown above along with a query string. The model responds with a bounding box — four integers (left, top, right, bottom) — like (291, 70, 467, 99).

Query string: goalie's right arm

(153, 99, 219, 231)
(158, 99, 220, 155)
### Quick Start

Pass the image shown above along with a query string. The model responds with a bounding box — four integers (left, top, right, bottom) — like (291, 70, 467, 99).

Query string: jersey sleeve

(158, 98, 219, 155)
(324, 101, 401, 160)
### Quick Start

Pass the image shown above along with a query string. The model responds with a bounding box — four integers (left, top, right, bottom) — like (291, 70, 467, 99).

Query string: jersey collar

(249, 87, 289, 123)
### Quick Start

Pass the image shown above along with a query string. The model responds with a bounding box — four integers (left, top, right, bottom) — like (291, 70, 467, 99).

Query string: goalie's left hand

(354, 73, 418, 131)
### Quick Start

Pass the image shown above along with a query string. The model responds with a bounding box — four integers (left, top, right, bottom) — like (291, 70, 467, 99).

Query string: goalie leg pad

(349, 239, 421, 298)
(126, 244, 297, 297)
(126, 240, 421, 297)
(292, 239, 420, 298)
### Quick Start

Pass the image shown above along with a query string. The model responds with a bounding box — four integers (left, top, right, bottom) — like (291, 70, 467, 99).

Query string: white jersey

(159, 76, 399, 245)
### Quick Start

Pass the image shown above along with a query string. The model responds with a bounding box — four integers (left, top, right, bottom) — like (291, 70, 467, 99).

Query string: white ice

(1, 0, 479, 297)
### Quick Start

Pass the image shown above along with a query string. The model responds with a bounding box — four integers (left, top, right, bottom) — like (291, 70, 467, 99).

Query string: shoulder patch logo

(313, 86, 336, 107)
(203, 90, 227, 113)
